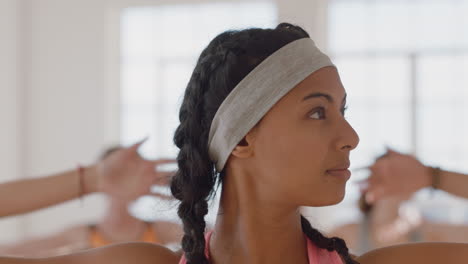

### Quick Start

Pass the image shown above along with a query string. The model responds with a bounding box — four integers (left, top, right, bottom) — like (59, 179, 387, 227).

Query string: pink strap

(306, 236, 344, 264)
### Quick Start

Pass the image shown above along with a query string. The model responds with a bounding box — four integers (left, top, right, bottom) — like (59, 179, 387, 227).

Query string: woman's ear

(231, 128, 257, 158)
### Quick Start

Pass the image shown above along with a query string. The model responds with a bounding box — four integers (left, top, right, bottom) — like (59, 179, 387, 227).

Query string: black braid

(171, 23, 357, 264)
(171, 31, 235, 264)
(301, 216, 360, 264)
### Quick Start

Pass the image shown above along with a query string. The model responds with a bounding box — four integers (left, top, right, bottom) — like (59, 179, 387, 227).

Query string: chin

(330, 195, 346, 205)
(304, 194, 345, 207)
(334, 189, 347, 203)
(326, 191, 347, 206)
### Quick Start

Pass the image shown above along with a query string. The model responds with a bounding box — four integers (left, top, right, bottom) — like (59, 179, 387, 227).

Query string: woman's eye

(308, 108, 326, 120)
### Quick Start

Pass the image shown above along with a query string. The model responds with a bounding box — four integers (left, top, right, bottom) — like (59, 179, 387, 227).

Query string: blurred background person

(364, 149, 468, 203)
(0, 146, 182, 257)
(330, 152, 468, 255)
(0, 141, 174, 218)
(328, 192, 423, 255)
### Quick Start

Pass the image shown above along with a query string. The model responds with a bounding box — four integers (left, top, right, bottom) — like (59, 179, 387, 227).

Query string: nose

(336, 119, 359, 152)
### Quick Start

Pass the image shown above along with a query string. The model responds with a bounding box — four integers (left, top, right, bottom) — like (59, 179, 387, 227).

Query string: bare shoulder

(356, 242, 468, 264)
(48, 242, 182, 264)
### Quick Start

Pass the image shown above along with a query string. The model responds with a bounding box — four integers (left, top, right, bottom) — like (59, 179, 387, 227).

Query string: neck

(96, 197, 146, 242)
(210, 167, 309, 264)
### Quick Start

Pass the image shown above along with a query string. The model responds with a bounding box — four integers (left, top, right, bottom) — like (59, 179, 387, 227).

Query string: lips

(326, 162, 351, 179)
(326, 169, 351, 178)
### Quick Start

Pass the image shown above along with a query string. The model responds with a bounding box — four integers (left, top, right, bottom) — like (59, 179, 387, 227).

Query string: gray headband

(208, 38, 335, 172)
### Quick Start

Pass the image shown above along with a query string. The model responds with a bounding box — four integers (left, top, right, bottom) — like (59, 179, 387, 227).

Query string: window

(120, 2, 277, 223)
(327, 0, 468, 227)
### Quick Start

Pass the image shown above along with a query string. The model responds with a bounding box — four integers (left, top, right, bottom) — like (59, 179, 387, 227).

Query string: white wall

(0, 0, 328, 242)
(0, 1, 21, 183)
(0, 0, 23, 242)
(25, 0, 108, 176)
(277, 0, 329, 49)
(0, 0, 110, 241)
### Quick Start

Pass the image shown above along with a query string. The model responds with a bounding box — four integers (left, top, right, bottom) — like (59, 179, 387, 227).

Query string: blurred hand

(375, 202, 423, 243)
(363, 149, 431, 204)
(151, 192, 176, 201)
(95, 139, 176, 201)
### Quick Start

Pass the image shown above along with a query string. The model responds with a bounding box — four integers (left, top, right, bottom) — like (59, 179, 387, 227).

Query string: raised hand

(95, 139, 176, 201)
(364, 149, 431, 204)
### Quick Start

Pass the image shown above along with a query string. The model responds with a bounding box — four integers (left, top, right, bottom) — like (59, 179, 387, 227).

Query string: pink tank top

(179, 232, 344, 264)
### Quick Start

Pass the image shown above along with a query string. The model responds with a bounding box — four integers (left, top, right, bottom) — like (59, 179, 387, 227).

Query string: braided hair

(170, 23, 359, 264)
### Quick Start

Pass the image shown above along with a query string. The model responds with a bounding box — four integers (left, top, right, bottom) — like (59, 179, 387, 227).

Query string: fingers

(386, 148, 414, 160)
(152, 159, 177, 166)
(155, 170, 176, 177)
(385, 147, 399, 155)
(129, 137, 149, 152)
(355, 179, 369, 193)
(153, 159, 177, 174)
(365, 186, 386, 204)
(153, 171, 176, 186)
(363, 164, 389, 203)
(149, 192, 175, 201)
(114, 138, 148, 161)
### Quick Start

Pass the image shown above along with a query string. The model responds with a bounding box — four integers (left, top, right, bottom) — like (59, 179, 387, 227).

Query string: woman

(0, 146, 182, 257)
(1, 23, 468, 264)
(331, 153, 468, 255)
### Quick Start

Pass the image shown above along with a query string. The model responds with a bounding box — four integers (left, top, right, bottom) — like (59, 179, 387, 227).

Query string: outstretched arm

(0, 167, 98, 217)
(365, 149, 468, 202)
(0, 140, 175, 217)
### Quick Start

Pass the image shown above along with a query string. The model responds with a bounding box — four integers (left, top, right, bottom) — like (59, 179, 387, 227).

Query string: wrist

(81, 164, 100, 194)
(429, 166, 442, 190)
(422, 165, 438, 189)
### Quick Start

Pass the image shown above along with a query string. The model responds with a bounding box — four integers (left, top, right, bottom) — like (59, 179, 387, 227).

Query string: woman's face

(246, 66, 359, 207)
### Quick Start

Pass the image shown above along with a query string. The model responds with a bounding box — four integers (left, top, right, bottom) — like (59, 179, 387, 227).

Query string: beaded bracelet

(430, 166, 441, 190)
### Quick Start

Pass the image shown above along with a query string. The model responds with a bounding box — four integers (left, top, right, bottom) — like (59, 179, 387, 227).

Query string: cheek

(255, 122, 328, 183)
(253, 121, 346, 206)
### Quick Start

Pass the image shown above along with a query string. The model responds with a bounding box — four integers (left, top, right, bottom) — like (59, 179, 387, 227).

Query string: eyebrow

(302, 92, 347, 105)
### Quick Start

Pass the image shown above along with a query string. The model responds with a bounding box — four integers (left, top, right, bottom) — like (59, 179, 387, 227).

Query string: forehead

(257, 66, 346, 126)
(287, 66, 345, 103)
